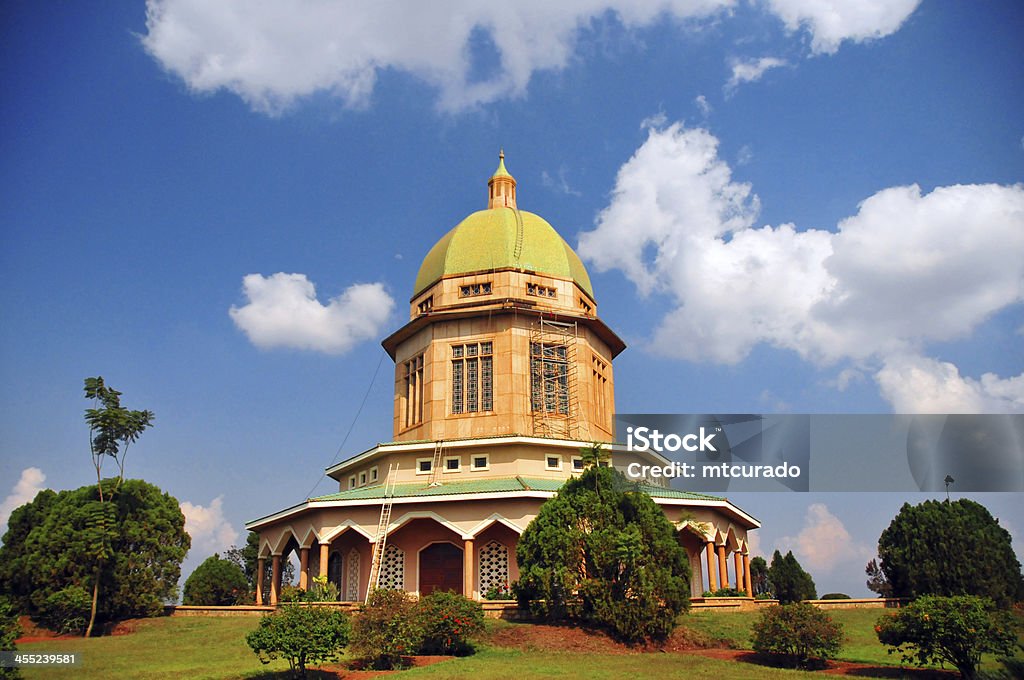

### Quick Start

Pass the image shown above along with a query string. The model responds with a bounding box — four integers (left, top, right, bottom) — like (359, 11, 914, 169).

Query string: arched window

(379, 545, 405, 590)
(478, 541, 509, 595)
(345, 548, 361, 601)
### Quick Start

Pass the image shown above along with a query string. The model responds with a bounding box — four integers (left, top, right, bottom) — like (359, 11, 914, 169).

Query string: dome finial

(488, 150, 516, 209)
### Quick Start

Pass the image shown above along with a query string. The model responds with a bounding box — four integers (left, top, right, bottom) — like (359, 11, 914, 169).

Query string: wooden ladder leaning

(427, 440, 444, 487)
(365, 462, 398, 602)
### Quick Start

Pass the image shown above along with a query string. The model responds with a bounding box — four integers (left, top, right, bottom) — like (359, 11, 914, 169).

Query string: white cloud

(230, 273, 394, 354)
(694, 94, 712, 118)
(766, 0, 921, 54)
(180, 495, 239, 556)
(141, 0, 735, 114)
(875, 355, 1024, 414)
(541, 166, 582, 197)
(778, 503, 872, 573)
(725, 56, 787, 94)
(577, 119, 1024, 411)
(141, 1, 919, 114)
(0, 467, 46, 538)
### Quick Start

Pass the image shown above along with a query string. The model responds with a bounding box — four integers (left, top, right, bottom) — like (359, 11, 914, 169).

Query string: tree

(878, 499, 1024, 608)
(875, 595, 1017, 680)
(246, 604, 350, 679)
(749, 556, 771, 597)
(865, 557, 892, 598)
(767, 550, 817, 604)
(183, 554, 249, 605)
(516, 459, 690, 642)
(0, 598, 21, 680)
(0, 479, 189, 627)
(82, 377, 154, 637)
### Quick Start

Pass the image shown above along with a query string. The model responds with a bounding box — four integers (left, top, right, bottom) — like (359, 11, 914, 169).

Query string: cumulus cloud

(230, 273, 394, 354)
(0, 467, 46, 538)
(141, 1, 919, 113)
(876, 355, 1024, 414)
(725, 56, 787, 94)
(180, 495, 238, 556)
(577, 119, 1024, 411)
(767, 0, 921, 54)
(778, 503, 872, 573)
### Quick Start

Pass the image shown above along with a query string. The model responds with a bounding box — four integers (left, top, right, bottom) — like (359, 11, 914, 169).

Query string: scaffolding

(529, 319, 579, 439)
(366, 463, 398, 601)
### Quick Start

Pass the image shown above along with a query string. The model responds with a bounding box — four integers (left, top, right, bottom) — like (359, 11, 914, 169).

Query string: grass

(15, 607, 1023, 679)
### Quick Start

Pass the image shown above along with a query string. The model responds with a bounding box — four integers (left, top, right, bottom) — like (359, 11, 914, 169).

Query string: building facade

(246, 153, 759, 603)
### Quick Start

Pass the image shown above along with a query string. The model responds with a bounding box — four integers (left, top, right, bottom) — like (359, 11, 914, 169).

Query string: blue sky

(1, 1, 1022, 597)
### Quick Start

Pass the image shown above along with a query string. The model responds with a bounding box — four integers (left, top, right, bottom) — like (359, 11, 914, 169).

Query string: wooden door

(419, 542, 463, 595)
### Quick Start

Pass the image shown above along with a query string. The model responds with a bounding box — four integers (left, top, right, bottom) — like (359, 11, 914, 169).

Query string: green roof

(309, 476, 721, 503)
(413, 208, 594, 298)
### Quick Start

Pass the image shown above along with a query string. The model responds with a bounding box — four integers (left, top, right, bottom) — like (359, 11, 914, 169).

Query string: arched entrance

(419, 542, 463, 595)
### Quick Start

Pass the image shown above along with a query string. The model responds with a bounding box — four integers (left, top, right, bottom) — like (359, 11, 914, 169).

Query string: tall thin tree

(82, 377, 154, 637)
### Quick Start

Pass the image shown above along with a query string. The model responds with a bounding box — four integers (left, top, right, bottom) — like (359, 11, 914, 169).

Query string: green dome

(414, 207, 594, 299)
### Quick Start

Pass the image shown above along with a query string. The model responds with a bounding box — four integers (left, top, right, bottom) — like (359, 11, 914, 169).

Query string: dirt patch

(680, 649, 958, 677)
(301, 656, 451, 678)
(15, 616, 146, 643)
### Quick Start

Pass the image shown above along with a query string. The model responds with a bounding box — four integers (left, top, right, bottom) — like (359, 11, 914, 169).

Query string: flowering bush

(751, 602, 844, 669)
(483, 581, 513, 600)
(415, 590, 485, 655)
(875, 595, 1016, 680)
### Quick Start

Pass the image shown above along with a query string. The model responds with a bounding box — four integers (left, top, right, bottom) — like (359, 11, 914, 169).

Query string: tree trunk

(85, 567, 100, 638)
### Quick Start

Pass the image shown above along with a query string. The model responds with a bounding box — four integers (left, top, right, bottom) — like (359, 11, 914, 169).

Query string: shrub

(306, 575, 340, 602)
(350, 589, 420, 670)
(482, 581, 513, 600)
(875, 595, 1017, 680)
(751, 602, 844, 669)
(246, 603, 350, 679)
(0, 598, 21, 680)
(278, 585, 304, 603)
(415, 591, 485, 655)
(182, 554, 248, 606)
(39, 586, 90, 635)
(709, 587, 745, 597)
(821, 593, 851, 600)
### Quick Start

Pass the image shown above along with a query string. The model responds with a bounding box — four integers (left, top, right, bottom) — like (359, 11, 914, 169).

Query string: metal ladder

(365, 463, 398, 601)
(427, 440, 444, 486)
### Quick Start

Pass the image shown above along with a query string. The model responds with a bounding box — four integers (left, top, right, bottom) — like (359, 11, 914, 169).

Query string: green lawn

(14, 608, 1022, 679)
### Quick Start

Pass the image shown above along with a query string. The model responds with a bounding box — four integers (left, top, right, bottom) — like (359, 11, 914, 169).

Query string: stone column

(255, 558, 265, 605)
(717, 544, 728, 592)
(743, 552, 752, 596)
(299, 547, 310, 590)
(270, 555, 281, 605)
(733, 551, 743, 591)
(705, 541, 718, 592)
(463, 539, 475, 599)
(319, 543, 329, 579)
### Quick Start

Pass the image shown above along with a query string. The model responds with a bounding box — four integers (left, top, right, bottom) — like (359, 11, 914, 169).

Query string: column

(255, 558, 265, 605)
(463, 539, 475, 599)
(299, 547, 310, 590)
(717, 544, 728, 592)
(319, 543, 329, 579)
(705, 541, 718, 592)
(743, 552, 752, 596)
(270, 554, 281, 605)
(733, 551, 743, 591)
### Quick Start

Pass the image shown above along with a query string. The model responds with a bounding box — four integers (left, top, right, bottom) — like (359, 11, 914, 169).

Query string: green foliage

(878, 499, 1024, 608)
(182, 554, 249, 606)
(306, 575, 340, 603)
(516, 461, 690, 642)
(0, 479, 189, 627)
(39, 586, 91, 635)
(83, 377, 155, 491)
(767, 550, 817, 604)
(865, 557, 892, 598)
(749, 556, 771, 597)
(0, 598, 21, 680)
(482, 582, 513, 600)
(246, 603, 350, 679)
(751, 602, 844, 669)
(350, 589, 420, 669)
(415, 591, 485, 655)
(821, 593, 851, 600)
(875, 595, 1017, 680)
(707, 587, 745, 597)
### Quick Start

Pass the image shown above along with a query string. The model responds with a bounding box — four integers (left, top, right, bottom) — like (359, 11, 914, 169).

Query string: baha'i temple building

(246, 153, 759, 604)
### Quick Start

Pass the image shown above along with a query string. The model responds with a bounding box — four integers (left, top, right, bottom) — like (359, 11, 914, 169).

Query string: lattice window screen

(345, 549, 361, 601)
(478, 541, 509, 594)
(379, 545, 404, 590)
